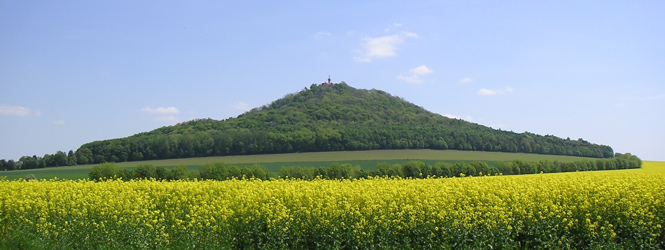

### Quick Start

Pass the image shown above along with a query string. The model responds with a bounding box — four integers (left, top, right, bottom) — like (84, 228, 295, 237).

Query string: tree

(171, 165, 190, 180)
(155, 167, 174, 180)
(76, 147, 93, 165)
(67, 150, 77, 166)
(199, 163, 229, 180)
(88, 162, 121, 181)
(52, 151, 68, 167)
(43, 154, 54, 167)
(37, 158, 46, 168)
(19, 156, 38, 169)
(4, 159, 16, 171)
(134, 164, 157, 179)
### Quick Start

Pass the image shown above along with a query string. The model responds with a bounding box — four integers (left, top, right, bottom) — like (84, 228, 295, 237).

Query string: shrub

(88, 162, 121, 181)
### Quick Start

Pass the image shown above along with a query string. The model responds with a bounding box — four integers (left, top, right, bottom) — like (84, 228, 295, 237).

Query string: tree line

(88, 153, 641, 182)
(1, 150, 77, 171)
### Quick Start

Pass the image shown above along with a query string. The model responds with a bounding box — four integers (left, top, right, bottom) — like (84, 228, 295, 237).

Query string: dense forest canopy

(3, 82, 615, 169)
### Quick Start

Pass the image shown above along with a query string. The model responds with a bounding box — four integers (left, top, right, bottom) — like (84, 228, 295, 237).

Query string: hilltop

(69, 82, 613, 164)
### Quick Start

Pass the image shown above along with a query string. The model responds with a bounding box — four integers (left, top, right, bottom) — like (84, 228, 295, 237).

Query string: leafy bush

(88, 162, 121, 180)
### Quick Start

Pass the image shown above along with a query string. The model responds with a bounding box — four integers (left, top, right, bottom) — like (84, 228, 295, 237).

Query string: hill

(69, 82, 613, 165)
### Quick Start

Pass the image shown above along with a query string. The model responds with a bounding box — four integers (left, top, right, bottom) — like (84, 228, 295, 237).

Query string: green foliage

(171, 165, 190, 180)
(199, 163, 271, 181)
(133, 164, 157, 179)
(88, 162, 121, 181)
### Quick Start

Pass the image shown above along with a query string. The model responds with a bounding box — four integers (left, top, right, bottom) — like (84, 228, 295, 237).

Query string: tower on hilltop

(320, 75, 334, 86)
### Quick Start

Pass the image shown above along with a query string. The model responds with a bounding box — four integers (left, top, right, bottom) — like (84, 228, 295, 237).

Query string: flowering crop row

(1, 162, 663, 249)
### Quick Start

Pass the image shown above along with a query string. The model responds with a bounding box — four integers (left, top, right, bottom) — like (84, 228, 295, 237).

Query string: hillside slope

(76, 82, 613, 164)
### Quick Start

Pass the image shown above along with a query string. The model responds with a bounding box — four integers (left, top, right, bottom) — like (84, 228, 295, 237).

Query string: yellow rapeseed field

(1, 162, 663, 249)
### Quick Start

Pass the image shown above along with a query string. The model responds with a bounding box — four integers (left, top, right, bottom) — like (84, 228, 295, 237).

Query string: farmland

(1, 161, 662, 248)
(1, 149, 594, 180)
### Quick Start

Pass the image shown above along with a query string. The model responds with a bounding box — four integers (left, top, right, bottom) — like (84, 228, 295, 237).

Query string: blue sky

(1, 1, 663, 161)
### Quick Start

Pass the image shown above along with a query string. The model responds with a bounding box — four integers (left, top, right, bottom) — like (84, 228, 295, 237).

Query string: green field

(1, 149, 595, 180)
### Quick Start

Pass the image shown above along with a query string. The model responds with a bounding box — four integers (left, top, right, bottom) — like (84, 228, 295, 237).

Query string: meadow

(1, 149, 593, 180)
(1, 161, 662, 249)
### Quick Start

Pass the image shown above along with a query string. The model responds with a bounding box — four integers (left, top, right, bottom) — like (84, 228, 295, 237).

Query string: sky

(1, 1, 664, 161)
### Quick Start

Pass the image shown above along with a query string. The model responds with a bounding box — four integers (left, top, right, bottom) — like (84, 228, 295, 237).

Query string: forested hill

(73, 82, 613, 164)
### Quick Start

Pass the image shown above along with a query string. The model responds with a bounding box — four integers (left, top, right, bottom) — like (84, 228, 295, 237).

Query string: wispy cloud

(0, 105, 40, 116)
(410, 65, 433, 75)
(490, 124, 507, 129)
(478, 87, 513, 96)
(141, 106, 179, 114)
(233, 102, 250, 111)
(397, 65, 433, 84)
(52, 120, 65, 125)
(397, 75, 424, 84)
(444, 114, 474, 122)
(355, 31, 419, 62)
(155, 115, 179, 124)
(646, 94, 665, 100)
(384, 23, 404, 32)
(141, 106, 180, 123)
(313, 31, 332, 39)
(459, 78, 473, 84)
(616, 93, 665, 106)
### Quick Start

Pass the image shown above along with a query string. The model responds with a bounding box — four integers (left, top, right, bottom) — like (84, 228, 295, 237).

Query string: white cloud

(0, 105, 36, 116)
(397, 75, 423, 84)
(384, 23, 404, 32)
(619, 94, 665, 102)
(616, 94, 665, 106)
(478, 87, 513, 96)
(355, 31, 419, 62)
(402, 31, 418, 38)
(142, 106, 180, 123)
(478, 89, 496, 96)
(646, 94, 665, 100)
(233, 102, 250, 111)
(313, 31, 331, 39)
(490, 124, 507, 129)
(411, 65, 433, 75)
(141, 106, 179, 114)
(444, 114, 474, 122)
(459, 78, 473, 84)
(155, 116, 179, 124)
(397, 65, 433, 84)
(52, 120, 65, 125)
(356, 35, 401, 61)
